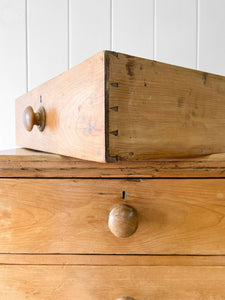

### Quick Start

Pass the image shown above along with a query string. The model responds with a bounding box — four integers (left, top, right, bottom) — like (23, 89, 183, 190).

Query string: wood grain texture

(1, 265, 225, 299)
(1, 178, 225, 254)
(16, 52, 105, 162)
(107, 51, 225, 160)
(16, 50, 225, 162)
(2, 148, 225, 178)
(108, 204, 139, 238)
(1, 254, 225, 266)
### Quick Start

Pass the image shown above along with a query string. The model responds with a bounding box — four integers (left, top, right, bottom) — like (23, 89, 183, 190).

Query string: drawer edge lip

(1, 254, 225, 266)
(2, 149, 225, 177)
(0, 171, 225, 178)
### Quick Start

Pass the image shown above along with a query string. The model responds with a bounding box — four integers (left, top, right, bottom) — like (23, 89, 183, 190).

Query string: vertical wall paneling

(198, 0, 225, 76)
(0, 0, 26, 150)
(155, 0, 197, 69)
(112, 0, 154, 59)
(27, 0, 68, 90)
(69, 0, 110, 67)
(196, 0, 199, 70)
(2, 0, 225, 151)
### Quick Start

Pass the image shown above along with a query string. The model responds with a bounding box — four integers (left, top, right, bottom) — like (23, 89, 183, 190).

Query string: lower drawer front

(1, 178, 225, 254)
(1, 265, 225, 299)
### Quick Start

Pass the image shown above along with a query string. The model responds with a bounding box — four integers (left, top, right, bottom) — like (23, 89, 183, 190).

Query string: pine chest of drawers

(1, 148, 225, 299)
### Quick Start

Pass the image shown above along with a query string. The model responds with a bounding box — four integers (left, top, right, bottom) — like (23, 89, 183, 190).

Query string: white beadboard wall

(0, 0, 225, 150)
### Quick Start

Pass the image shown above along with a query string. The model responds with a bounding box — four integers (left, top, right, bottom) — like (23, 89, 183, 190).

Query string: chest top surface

(1, 148, 225, 178)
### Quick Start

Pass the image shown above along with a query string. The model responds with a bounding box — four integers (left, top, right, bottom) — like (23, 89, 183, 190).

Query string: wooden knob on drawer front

(23, 106, 46, 132)
(108, 204, 138, 238)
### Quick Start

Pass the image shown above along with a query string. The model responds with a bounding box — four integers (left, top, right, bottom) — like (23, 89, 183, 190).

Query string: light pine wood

(16, 51, 105, 162)
(2, 148, 225, 178)
(1, 265, 225, 299)
(1, 178, 225, 254)
(108, 204, 138, 238)
(107, 51, 225, 160)
(1, 254, 225, 266)
(23, 106, 46, 132)
(16, 50, 225, 162)
(1, 151, 225, 296)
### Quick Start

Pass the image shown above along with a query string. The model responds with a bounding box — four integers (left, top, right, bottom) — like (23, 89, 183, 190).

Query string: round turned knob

(116, 297, 134, 300)
(108, 204, 138, 238)
(23, 106, 46, 132)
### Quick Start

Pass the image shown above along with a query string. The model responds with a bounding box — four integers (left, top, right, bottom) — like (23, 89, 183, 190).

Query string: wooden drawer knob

(108, 204, 138, 238)
(116, 297, 134, 300)
(23, 106, 46, 132)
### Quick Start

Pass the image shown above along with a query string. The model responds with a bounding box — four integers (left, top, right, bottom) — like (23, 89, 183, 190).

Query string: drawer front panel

(1, 265, 225, 299)
(15, 52, 106, 163)
(1, 179, 225, 254)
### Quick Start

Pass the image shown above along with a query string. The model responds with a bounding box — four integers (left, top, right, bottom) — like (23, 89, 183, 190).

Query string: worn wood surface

(108, 204, 139, 238)
(1, 265, 225, 299)
(2, 148, 225, 178)
(1, 150, 225, 295)
(16, 50, 225, 162)
(1, 254, 225, 266)
(107, 51, 225, 160)
(1, 178, 225, 254)
(16, 52, 105, 162)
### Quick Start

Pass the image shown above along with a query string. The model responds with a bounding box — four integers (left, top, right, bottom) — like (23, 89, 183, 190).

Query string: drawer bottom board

(1, 265, 225, 299)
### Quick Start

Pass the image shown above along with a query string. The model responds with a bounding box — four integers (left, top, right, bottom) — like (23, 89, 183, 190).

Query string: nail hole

(111, 82, 119, 87)
(122, 190, 127, 200)
(129, 152, 134, 157)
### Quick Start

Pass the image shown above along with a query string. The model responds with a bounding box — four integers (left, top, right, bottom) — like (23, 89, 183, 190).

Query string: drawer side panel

(108, 51, 225, 160)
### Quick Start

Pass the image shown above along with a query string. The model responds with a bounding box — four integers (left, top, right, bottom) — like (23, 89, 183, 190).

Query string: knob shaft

(23, 106, 46, 132)
(108, 204, 138, 238)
